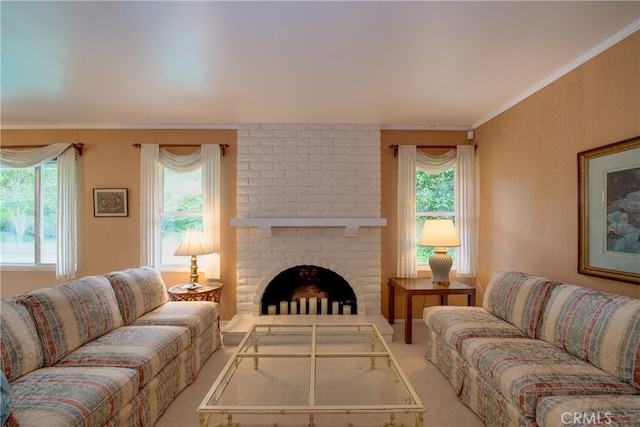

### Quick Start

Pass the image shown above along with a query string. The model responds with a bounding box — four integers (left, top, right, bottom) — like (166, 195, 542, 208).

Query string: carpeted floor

(155, 321, 484, 427)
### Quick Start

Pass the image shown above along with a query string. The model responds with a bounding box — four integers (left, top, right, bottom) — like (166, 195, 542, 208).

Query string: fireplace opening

(260, 265, 357, 315)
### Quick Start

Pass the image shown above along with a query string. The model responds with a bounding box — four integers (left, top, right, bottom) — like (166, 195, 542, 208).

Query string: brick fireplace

(223, 123, 392, 343)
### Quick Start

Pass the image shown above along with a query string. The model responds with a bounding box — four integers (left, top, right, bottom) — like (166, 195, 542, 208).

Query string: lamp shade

(420, 219, 460, 247)
(174, 229, 213, 256)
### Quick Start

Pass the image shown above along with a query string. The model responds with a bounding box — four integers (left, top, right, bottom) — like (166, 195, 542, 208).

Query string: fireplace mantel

(230, 218, 387, 237)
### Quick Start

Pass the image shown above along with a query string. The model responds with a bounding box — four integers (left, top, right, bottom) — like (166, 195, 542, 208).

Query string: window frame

(0, 161, 57, 270)
(159, 164, 205, 270)
(416, 167, 456, 270)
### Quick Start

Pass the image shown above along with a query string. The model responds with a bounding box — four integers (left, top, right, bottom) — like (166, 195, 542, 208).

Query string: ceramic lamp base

(429, 248, 452, 286)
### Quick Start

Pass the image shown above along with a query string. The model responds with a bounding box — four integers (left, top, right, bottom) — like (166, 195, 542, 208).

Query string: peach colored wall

(475, 32, 640, 301)
(0, 129, 238, 321)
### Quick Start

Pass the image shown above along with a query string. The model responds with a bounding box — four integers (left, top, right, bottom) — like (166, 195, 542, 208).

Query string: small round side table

(168, 282, 223, 303)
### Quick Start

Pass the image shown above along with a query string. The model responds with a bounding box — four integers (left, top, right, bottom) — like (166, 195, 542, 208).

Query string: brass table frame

(197, 323, 424, 427)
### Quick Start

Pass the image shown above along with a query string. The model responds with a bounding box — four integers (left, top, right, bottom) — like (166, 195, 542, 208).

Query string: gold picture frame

(578, 136, 640, 284)
(93, 188, 128, 217)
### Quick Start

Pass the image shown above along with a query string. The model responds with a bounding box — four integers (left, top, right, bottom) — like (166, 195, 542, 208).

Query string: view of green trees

(416, 168, 455, 264)
(161, 168, 204, 264)
(0, 163, 57, 263)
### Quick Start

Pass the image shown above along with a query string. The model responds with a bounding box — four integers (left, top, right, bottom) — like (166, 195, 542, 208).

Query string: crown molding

(3, 122, 474, 131)
(1, 123, 238, 130)
(380, 124, 473, 131)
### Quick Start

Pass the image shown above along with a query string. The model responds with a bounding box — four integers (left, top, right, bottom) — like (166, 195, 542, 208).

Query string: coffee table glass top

(197, 323, 424, 426)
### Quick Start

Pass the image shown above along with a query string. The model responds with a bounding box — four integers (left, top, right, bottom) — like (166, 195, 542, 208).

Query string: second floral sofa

(423, 270, 640, 427)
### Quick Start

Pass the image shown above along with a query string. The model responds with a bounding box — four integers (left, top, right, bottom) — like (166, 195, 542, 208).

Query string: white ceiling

(1, 1, 639, 130)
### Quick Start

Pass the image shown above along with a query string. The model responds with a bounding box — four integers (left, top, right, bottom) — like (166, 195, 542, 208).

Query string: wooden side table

(388, 277, 476, 344)
(168, 282, 223, 303)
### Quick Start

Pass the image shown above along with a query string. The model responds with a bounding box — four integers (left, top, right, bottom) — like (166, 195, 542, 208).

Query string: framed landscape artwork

(578, 136, 640, 285)
(94, 188, 128, 217)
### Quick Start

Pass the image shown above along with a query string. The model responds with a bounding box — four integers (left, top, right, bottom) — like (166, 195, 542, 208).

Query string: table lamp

(419, 219, 461, 285)
(174, 229, 213, 287)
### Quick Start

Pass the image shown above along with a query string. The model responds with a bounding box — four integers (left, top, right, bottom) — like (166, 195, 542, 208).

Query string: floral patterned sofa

(423, 271, 640, 427)
(0, 266, 221, 427)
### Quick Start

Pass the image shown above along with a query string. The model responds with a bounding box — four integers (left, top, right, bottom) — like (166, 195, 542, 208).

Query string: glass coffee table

(197, 323, 424, 427)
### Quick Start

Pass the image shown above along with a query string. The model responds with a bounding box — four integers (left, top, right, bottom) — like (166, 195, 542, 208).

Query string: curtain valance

(416, 149, 456, 173)
(159, 148, 202, 172)
(0, 143, 72, 167)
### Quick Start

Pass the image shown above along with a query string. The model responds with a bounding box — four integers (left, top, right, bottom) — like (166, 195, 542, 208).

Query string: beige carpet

(155, 321, 484, 427)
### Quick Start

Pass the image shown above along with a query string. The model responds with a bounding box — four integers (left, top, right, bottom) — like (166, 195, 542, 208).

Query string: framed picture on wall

(94, 188, 128, 217)
(578, 136, 640, 285)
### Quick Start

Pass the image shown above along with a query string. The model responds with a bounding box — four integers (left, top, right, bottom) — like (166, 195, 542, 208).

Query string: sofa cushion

(8, 366, 139, 427)
(536, 395, 640, 427)
(482, 271, 559, 338)
(19, 276, 123, 366)
(540, 284, 640, 388)
(461, 337, 639, 419)
(106, 266, 169, 324)
(423, 306, 527, 351)
(131, 301, 219, 340)
(0, 299, 44, 381)
(56, 325, 191, 387)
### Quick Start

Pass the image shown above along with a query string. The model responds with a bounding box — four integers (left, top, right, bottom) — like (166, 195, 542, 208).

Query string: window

(140, 144, 220, 277)
(397, 145, 475, 278)
(160, 165, 204, 266)
(0, 161, 57, 265)
(416, 167, 455, 266)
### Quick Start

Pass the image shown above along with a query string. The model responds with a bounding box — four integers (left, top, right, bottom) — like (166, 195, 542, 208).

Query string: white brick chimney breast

(224, 123, 392, 343)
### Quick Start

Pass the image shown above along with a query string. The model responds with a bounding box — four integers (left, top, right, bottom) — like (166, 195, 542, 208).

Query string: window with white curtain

(0, 143, 77, 278)
(416, 167, 456, 267)
(161, 165, 204, 266)
(140, 144, 221, 279)
(0, 161, 57, 265)
(397, 144, 476, 279)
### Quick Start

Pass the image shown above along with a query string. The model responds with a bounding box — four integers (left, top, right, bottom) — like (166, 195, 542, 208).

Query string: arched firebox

(260, 265, 357, 315)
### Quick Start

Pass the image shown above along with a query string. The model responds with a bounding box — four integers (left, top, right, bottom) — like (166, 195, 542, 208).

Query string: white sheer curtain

(455, 146, 477, 277)
(396, 145, 477, 279)
(201, 145, 221, 279)
(0, 143, 77, 278)
(56, 148, 77, 279)
(140, 145, 162, 268)
(140, 144, 221, 277)
(397, 146, 417, 277)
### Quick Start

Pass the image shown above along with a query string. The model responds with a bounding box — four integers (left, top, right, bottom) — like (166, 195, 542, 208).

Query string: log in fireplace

(260, 265, 357, 315)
